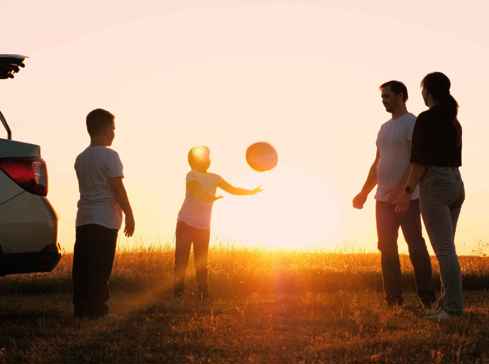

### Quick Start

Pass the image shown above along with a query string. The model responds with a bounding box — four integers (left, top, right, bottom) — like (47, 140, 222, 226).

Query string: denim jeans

(376, 200, 436, 306)
(420, 167, 465, 315)
(174, 221, 210, 297)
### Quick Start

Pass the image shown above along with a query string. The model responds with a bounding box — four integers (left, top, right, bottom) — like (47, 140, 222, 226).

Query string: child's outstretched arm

(218, 178, 262, 196)
(187, 180, 223, 202)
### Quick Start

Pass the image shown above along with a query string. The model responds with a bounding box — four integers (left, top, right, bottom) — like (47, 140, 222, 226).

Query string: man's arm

(353, 149, 379, 209)
(218, 178, 262, 196)
(109, 177, 135, 237)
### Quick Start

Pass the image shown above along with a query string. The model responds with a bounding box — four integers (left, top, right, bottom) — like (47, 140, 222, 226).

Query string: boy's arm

(218, 178, 262, 196)
(109, 177, 135, 237)
(187, 180, 222, 202)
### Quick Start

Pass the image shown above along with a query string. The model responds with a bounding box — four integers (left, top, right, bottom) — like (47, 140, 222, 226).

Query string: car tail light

(0, 157, 48, 196)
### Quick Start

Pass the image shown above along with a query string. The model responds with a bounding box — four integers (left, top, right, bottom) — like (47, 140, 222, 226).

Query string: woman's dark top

(411, 105, 462, 167)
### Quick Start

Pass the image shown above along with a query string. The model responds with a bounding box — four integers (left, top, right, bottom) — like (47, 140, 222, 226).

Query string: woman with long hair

(395, 72, 464, 320)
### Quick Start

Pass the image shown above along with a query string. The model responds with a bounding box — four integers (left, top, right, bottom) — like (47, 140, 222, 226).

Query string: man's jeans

(376, 199, 435, 306)
(420, 167, 465, 315)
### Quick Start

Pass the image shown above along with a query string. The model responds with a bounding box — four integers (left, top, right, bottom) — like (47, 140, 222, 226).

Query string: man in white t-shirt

(73, 108, 135, 319)
(353, 81, 435, 308)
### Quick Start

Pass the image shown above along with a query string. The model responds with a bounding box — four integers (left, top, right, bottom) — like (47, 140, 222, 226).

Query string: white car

(0, 55, 61, 276)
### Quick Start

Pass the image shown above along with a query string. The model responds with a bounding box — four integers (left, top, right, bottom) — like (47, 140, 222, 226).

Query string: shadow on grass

(59, 294, 489, 364)
(2, 271, 489, 298)
(0, 309, 64, 324)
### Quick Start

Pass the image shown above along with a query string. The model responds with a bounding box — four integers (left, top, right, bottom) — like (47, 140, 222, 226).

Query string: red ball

(246, 142, 278, 172)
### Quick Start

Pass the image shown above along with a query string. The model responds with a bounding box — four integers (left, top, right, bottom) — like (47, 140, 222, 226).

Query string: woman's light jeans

(420, 167, 465, 315)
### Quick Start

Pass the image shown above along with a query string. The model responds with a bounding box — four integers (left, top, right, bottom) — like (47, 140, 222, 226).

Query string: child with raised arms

(175, 146, 262, 302)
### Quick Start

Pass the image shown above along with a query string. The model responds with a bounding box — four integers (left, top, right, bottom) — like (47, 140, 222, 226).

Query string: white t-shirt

(375, 113, 419, 201)
(177, 171, 222, 229)
(75, 146, 124, 229)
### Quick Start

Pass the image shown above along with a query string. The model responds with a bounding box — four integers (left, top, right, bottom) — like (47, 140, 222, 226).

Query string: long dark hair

(421, 72, 458, 120)
(421, 72, 461, 145)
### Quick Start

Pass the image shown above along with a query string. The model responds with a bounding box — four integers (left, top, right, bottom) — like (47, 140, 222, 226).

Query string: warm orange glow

(214, 167, 342, 250)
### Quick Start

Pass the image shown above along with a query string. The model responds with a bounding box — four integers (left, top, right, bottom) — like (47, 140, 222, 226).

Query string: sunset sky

(1, 1, 488, 253)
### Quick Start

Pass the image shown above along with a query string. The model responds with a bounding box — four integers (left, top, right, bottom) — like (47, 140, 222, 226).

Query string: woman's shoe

(425, 309, 452, 321)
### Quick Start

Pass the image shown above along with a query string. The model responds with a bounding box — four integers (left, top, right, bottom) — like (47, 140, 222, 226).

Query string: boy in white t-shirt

(175, 146, 262, 302)
(73, 108, 135, 319)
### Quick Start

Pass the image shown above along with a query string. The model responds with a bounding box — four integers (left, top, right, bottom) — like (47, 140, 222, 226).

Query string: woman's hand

(385, 184, 404, 204)
(393, 191, 410, 214)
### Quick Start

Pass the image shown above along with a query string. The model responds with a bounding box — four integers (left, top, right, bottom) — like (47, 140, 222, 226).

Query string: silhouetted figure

(353, 81, 435, 307)
(73, 109, 135, 319)
(175, 146, 261, 302)
(395, 72, 464, 320)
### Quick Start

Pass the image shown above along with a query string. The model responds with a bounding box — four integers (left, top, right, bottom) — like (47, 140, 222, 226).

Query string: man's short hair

(380, 80, 408, 102)
(86, 108, 114, 137)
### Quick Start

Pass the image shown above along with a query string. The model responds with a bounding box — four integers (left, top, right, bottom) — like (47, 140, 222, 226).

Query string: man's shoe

(386, 298, 403, 307)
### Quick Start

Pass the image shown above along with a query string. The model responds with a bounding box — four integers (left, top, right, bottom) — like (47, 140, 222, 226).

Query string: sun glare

(214, 167, 342, 251)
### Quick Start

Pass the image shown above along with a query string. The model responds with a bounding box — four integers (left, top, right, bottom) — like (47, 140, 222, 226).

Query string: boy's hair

(379, 80, 408, 102)
(86, 108, 114, 137)
(188, 146, 210, 170)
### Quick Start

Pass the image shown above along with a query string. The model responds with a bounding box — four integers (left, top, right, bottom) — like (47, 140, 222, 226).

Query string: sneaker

(424, 306, 441, 316)
(386, 298, 403, 308)
(174, 292, 184, 302)
(199, 291, 209, 304)
(425, 309, 451, 321)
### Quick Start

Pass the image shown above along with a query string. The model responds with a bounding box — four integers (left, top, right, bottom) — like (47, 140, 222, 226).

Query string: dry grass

(1, 249, 489, 363)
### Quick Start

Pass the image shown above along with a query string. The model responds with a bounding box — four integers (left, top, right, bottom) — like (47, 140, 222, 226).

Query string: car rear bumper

(0, 242, 62, 276)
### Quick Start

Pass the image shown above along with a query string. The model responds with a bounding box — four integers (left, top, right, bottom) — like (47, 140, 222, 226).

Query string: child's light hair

(188, 146, 210, 170)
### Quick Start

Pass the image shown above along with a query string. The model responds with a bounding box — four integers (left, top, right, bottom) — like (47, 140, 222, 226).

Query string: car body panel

(0, 244, 61, 276)
(0, 192, 57, 254)
(0, 138, 40, 158)
(0, 170, 24, 203)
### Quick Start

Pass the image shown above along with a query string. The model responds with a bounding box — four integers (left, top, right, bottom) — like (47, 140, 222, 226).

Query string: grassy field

(1, 249, 489, 363)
